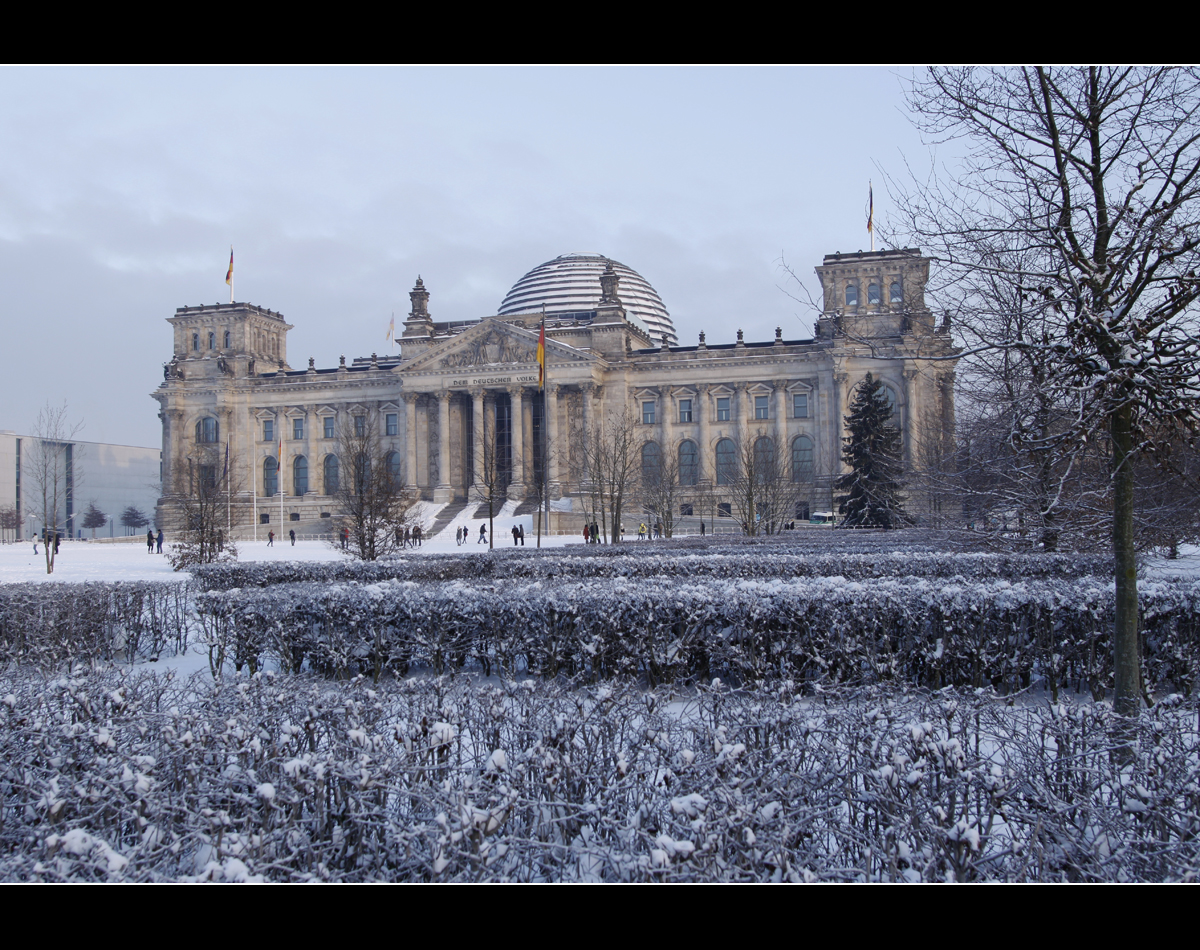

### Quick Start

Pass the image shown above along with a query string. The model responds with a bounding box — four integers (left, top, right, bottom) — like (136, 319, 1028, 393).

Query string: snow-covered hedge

(192, 549, 1113, 591)
(195, 575, 1200, 694)
(0, 582, 193, 669)
(1, 670, 1195, 881)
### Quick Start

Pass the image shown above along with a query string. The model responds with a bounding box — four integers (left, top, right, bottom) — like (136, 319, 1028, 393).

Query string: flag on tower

(387, 314, 395, 346)
(225, 247, 234, 303)
(537, 320, 546, 390)
(867, 182, 874, 236)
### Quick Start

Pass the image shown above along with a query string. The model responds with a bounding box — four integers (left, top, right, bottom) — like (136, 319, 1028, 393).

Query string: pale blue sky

(0, 66, 940, 446)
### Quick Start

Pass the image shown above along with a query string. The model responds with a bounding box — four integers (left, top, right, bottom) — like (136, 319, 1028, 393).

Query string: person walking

(289, 528, 296, 546)
(478, 523, 487, 544)
(32, 534, 38, 555)
(341, 527, 348, 550)
(518, 524, 525, 546)
(156, 529, 164, 553)
(268, 530, 274, 547)
(700, 520, 706, 537)
(511, 524, 520, 546)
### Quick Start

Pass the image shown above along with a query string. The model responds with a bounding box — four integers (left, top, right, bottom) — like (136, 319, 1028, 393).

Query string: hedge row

(191, 550, 1114, 591)
(194, 575, 1200, 694)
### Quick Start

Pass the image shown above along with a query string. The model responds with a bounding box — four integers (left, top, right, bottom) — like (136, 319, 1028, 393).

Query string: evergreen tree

(82, 502, 107, 538)
(836, 373, 907, 528)
(120, 505, 150, 535)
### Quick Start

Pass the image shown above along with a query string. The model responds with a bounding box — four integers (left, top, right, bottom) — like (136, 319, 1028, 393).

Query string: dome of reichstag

(498, 253, 676, 345)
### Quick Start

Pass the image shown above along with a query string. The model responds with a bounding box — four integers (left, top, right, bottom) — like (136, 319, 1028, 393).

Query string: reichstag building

(153, 249, 958, 533)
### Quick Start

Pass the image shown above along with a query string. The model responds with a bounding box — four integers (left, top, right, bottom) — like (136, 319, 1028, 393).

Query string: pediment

(401, 318, 593, 375)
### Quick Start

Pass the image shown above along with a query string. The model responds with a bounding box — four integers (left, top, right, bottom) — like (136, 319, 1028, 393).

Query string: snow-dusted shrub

(1, 669, 1195, 881)
(192, 549, 1113, 592)
(197, 574, 1200, 694)
(0, 582, 193, 669)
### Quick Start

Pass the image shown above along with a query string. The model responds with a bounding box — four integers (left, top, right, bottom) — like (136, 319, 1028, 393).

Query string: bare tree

(896, 66, 1200, 716)
(638, 438, 687, 538)
(0, 506, 22, 543)
(333, 412, 415, 561)
(168, 442, 244, 569)
(581, 408, 641, 544)
(27, 402, 85, 574)
(724, 432, 802, 536)
(470, 391, 505, 550)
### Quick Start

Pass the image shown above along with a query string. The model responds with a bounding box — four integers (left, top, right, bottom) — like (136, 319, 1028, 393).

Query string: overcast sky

(0, 66, 938, 447)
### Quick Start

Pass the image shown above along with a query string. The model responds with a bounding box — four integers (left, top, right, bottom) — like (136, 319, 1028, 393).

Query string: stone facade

(152, 249, 957, 534)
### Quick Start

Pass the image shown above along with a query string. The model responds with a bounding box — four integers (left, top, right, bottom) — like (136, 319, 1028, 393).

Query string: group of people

(396, 524, 423, 548)
(145, 529, 164, 553)
(32, 531, 61, 555)
(456, 524, 488, 545)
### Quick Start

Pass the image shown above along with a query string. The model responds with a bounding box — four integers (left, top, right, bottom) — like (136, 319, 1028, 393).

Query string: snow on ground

(0, 524, 588, 585)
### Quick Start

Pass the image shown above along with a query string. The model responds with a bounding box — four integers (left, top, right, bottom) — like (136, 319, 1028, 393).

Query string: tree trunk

(1111, 402, 1140, 718)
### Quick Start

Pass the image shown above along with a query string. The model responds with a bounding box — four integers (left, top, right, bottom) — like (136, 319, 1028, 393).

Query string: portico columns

(545, 384, 559, 489)
(470, 387, 485, 489)
(402, 393, 418, 489)
(508, 386, 525, 499)
(434, 390, 452, 502)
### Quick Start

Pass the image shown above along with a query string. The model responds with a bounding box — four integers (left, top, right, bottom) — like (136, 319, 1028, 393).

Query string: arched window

(678, 440, 699, 486)
(868, 283, 881, 305)
(386, 450, 403, 488)
(716, 438, 736, 486)
(753, 437, 775, 483)
(263, 457, 278, 497)
(324, 455, 339, 495)
(792, 436, 814, 483)
(208, 331, 215, 349)
(195, 418, 219, 443)
(641, 442, 662, 485)
(845, 283, 858, 307)
(890, 280, 902, 304)
(223, 330, 231, 348)
(192, 332, 199, 352)
(293, 456, 308, 496)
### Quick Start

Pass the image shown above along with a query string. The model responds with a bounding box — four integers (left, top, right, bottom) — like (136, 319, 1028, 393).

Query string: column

(305, 405, 317, 497)
(545, 384, 560, 489)
(403, 393, 418, 489)
(735, 383, 750, 444)
(508, 386, 525, 498)
(435, 390, 452, 502)
(697, 385, 710, 483)
(773, 380, 788, 461)
(903, 369, 918, 471)
(470, 387, 485, 488)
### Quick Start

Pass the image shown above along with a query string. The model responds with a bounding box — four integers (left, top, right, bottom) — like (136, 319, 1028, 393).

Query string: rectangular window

(680, 503, 694, 517)
(263, 420, 273, 443)
(354, 415, 365, 437)
(293, 418, 304, 440)
(260, 513, 270, 524)
(716, 397, 730, 422)
(323, 417, 334, 439)
(678, 399, 692, 423)
(289, 512, 300, 522)
(642, 401, 656, 425)
(793, 393, 809, 418)
(718, 502, 732, 518)
(386, 413, 398, 436)
(755, 395, 769, 420)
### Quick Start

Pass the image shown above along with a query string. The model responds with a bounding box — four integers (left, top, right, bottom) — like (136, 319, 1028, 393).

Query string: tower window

(890, 280, 902, 304)
(192, 332, 199, 352)
(868, 283, 881, 305)
(208, 331, 215, 349)
(224, 330, 231, 348)
(845, 283, 859, 307)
